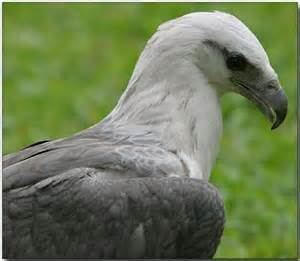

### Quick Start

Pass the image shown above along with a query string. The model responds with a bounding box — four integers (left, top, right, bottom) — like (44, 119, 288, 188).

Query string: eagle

(3, 11, 287, 258)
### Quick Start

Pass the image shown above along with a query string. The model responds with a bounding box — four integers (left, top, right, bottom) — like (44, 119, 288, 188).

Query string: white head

(105, 11, 288, 180)
(123, 11, 287, 129)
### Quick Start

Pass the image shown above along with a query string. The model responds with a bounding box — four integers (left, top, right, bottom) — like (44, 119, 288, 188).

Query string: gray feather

(4, 171, 225, 258)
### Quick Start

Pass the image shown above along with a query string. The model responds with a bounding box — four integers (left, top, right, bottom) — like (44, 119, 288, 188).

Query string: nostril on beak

(266, 80, 280, 91)
(267, 84, 275, 90)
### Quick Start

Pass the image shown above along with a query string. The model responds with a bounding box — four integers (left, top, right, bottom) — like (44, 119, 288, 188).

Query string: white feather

(104, 11, 273, 180)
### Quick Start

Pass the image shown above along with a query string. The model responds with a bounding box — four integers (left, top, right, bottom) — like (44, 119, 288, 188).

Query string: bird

(3, 11, 287, 258)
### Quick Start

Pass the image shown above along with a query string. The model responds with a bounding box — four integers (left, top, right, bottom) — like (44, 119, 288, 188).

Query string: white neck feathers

(108, 48, 223, 180)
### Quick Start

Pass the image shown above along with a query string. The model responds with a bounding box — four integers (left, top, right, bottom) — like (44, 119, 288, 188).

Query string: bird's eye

(226, 52, 247, 71)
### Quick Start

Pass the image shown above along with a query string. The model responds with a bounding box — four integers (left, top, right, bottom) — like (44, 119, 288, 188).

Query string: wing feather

(4, 170, 224, 258)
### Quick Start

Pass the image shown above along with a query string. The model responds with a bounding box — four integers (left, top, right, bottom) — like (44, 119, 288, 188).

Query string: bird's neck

(107, 57, 223, 180)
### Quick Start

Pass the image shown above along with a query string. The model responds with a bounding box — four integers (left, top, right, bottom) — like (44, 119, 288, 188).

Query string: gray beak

(233, 79, 288, 130)
(266, 87, 288, 130)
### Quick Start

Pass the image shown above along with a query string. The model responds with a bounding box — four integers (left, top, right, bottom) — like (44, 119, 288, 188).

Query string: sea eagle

(3, 11, 287, 258)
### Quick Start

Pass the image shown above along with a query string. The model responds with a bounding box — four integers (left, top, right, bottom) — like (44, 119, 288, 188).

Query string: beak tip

(270, 88, 288, 130)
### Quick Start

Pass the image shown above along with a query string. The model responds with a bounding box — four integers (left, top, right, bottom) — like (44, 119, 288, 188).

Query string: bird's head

(148, 11, 288, 129)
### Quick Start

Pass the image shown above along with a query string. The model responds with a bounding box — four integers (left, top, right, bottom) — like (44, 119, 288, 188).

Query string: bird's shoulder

(3, 125, 186, 191)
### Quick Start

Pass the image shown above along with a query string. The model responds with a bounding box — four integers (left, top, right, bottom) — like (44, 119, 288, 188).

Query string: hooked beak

(232, 79, 288, 130)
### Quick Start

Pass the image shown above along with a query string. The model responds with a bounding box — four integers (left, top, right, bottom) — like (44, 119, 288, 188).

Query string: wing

(4, 137, 185, 191)
(3, 123, 162, 169)
(3, 123, 186, 191)
(4, 168, 225, 258)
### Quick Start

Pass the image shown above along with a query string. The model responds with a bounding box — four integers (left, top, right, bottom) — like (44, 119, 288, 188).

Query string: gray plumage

(3, 10, 287, 258)
(4, 173, 224, 258)
(4, 123, 186, 191)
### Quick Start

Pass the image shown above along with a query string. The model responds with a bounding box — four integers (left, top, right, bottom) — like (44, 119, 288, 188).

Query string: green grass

(3, 3, 297, 258)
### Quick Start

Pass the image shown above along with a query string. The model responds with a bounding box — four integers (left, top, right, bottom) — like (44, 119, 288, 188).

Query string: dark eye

(226, 52, 247, 71)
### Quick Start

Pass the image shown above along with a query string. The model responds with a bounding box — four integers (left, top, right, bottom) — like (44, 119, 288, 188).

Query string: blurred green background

(3, 3, 297, 258)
